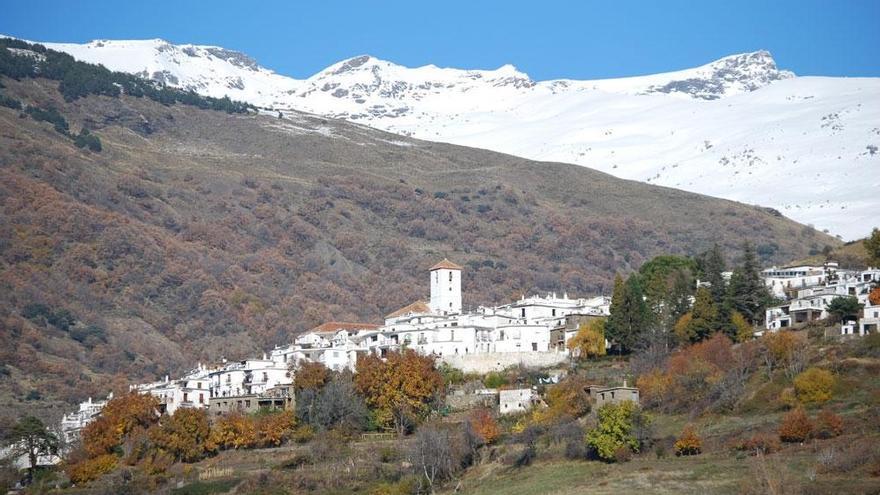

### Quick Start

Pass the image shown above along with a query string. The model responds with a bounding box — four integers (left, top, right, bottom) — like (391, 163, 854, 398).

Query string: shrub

(564, 440, 587, 460)
(25, 105, 69, 135)
(290, 424, 314, 444)
(531, 374, 591, 424)
(483, 371, 507, 389)
(278, 453, 312, 470)
(674, 425, 702, 456)
(74, 128, 102, 152)
(0, 93, 21, 110)
(779, 407, 813, 443)
(468, 408, 500, 445)
(733, 433, 780, 455)
(586, 401, 640, 462)
(613, 446, 633, 463)
(636, 369, 672, 409)
(815, 410, 843, 439)
(513, 445, 536, 467)
(793, 367, 835, 405)
(66, 453, 117, 484)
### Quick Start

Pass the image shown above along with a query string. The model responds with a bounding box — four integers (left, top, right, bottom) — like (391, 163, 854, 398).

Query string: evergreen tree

(674, 287, 717, 343)
(728, 242, 770, 326)
(865, 228, 880, 267)
(8, 416, 59, 481)
(605, 274, 651, 353)
(700, 244, 727, 306)
(826, 296, 863, 323)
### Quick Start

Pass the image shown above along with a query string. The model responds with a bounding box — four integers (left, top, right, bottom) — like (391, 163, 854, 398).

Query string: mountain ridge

(20, 35, 877, 240)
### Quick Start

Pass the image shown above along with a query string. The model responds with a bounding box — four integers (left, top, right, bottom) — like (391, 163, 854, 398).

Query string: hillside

(31, 38, 880, 239)
(0, 51, 838, 420)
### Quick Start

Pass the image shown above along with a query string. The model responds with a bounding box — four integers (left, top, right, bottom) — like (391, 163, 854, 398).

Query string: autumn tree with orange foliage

(66, 454, 118, 484)
(674, 425, 702, 456)
(294, 361, 330, 424)
(635, 333, 760, 414)
(531, 374, 591, 424)
(815, 409, 844, 439)
(149, 408, 211, 463)
(468, 408, 500, 445)
(355, 350, 444, 434)
(294, 361, 330, 392)
(761, 331, 808, 379)
(255, 410, 296, 447)
(868, 286, 880, 306)
(779, 407, 813, 443)
(67, 393, 160, 483)
(81, 393, 160, 457)
(206, 413, 257, 451)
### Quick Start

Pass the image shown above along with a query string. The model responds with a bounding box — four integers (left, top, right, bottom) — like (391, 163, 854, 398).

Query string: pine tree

(728, 242, 769, 326)
(865, 228, 880, 267)
(701, 244, 727, 306)
(675, 287, 717, 343)
(606, 275, 651, 353)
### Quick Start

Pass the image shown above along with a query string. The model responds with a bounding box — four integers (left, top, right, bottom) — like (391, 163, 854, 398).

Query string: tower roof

(430, 258, 463, 271)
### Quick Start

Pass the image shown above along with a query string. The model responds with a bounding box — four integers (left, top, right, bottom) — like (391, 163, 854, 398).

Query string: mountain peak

(642, 49, 795, 100)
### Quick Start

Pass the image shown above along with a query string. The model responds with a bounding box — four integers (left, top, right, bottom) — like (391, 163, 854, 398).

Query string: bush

(815, 409, 843, 439)
(793, 367, 835, 405)
(277, 453, 312, 470)
(25, 105, 69, 135)
(290, 424, 314, 444)
(513, 445, 536, 468)
(586, 401, 641, 462)
(674, 425, 702, 456)
(483, 371, 507, 389)
(564, 440, 587, 460)
(779, 407, 813, 443)
(0, 92, 21, 110)
(733, 433, 780, 455)
(468, 408, 500, 445)
(74, 128, 102, 152)
(613, 446, 633, 463)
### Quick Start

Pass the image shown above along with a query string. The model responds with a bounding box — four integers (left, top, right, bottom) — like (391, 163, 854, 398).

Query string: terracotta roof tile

(310, 321, 380, 334)
(385, 300, 432, 319)
(430, 258, 463, 271)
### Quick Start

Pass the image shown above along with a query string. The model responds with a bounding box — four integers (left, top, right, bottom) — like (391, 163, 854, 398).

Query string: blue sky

(2, 0, 878, 80)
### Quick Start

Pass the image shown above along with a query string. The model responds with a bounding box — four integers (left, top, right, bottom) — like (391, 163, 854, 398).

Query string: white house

(499, 388, 540, 415)
(60, 395, 111, 444)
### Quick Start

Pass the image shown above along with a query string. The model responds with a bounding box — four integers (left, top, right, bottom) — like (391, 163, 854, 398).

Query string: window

(521, 308, 526, 318)
(183, 392, 188, 403)
(552, 309, 556, 317)
(451, 330, 455, 341)
(532, 343, 538, 351)
(199, 393, 204, 404)
(262, 372, 268, 382)
(449, 272, 453, 282)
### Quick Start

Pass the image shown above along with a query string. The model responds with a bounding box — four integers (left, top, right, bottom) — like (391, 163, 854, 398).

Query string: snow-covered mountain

(33, 38, 880, 240)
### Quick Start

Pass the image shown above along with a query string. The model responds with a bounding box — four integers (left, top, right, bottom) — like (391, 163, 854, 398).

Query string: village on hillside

(50, 257, 879, 453)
